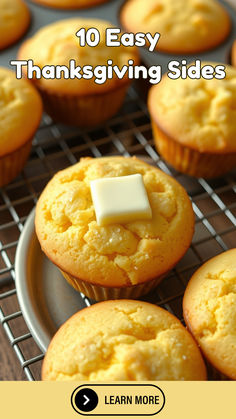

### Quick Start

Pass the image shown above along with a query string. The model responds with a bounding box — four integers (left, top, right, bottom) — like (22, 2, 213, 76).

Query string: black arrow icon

(74, 388, 99, 412)
(83, 395, 90, 406)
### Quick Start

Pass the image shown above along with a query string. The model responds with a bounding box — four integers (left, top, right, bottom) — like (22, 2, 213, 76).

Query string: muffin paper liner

(61, 270, 166, 301)
(151, 120, 236, 178)
(0, 140, 32, 187)
(37, 83, 129, 127)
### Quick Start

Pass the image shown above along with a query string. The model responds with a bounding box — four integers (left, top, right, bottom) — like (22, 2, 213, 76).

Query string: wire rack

(0, 83, 235, 381)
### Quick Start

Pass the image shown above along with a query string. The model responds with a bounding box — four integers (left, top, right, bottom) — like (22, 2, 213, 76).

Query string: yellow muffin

(232, 40, 236, 67)
(35, 156, 194, 300)
(42, 300, 207, 381)
(148, 63, 236, 178)
(0, 67, 42, 187)
(18, 18, 139, 127)
(0, 0, 30, 50)
(32, 0, 109, 9)
(120, 0, 231, 54)
(183, 249, 236, 380)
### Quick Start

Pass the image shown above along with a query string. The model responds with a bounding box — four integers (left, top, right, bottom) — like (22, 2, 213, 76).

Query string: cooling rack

(0, 84, 235, 381)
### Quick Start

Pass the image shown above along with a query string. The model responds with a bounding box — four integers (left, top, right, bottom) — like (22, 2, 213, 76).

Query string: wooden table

(0, 320, 26, 380)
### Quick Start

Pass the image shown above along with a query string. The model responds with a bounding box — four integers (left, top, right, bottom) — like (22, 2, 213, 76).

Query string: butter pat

(90, 174, 152, 226)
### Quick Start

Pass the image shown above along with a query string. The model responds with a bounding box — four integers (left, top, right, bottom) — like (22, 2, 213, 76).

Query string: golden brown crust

(183, 249, 236, 380)
(0, 0, 30, 50)
(120, 0, 231, 54)
(0, 67, 43, 157)
(151, 119, 236, 178)
(232, 40, 236, 68)
(0, 139, 32, 187)
(42, 300, 207, 381)
(17, 18, 139, 126)
(31, 79, 129, 127)
(35, 156, 194, 288)
(31, 0, 109, 9)
(148, 65, 236, 154)
(17, 18, 139, 96)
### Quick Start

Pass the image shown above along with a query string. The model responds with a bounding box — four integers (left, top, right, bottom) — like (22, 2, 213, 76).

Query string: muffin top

(0, 67, 42, 157)
(120, 0, 230, 54)
(35, 156, 194, 287)
(148, 63, 236, 153)
(32, 0, 108, 9)
(42, 300, 207, 381)
(18, 18, 139, 94)
(183, 249, 236, 379)
(0, 0, 30, 50)
(232, 40, 236, 68)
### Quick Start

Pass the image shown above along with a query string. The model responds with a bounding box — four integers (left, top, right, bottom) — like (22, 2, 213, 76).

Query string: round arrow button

(74, 388, 99, 412)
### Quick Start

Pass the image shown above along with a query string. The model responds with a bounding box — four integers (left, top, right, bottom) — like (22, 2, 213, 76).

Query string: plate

(15, 209, 90, 353)
(14, 157, 156, 354)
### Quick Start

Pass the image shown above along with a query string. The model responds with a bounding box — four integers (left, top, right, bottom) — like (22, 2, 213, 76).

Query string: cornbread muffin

(232, 40, 236, 67)
(35, 156, 194, 300)
(183, 249, 236, 380)
(120, 0, 231, 54)
(0, 0, 30, 50)
(32, 0, 109, 9)
(0, 67, 42, 187)
(18, 18, 139, 127)
(148, 63, 236, 178)
(42, 300, 207, 381)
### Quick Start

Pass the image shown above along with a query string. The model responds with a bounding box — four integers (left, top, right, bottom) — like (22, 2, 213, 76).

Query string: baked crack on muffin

(183, 249, 236, 380)
(35, 156, 194, 300)
(0, 0, 30, 50)
(120, 0, 231, 54)
(42, 300, 207, 381)
(148, 63, 236, 178)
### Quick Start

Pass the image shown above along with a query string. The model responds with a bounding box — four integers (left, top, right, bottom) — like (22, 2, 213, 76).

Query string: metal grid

(0, 84, 235, 381)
